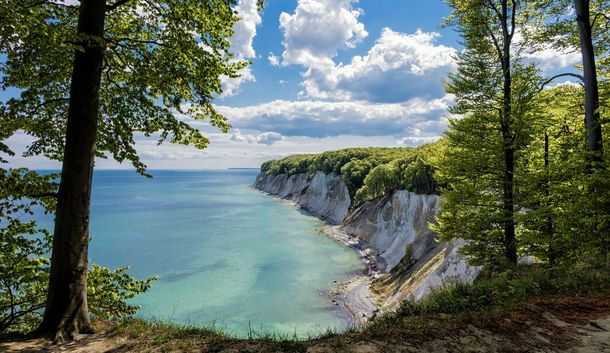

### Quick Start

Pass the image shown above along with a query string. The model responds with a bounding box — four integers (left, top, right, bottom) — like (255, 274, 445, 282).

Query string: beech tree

(436, 0, 542, 266)
(530, 0, 609, 171)
(0, 0, 254, 341)
(574, 0, 604, 169)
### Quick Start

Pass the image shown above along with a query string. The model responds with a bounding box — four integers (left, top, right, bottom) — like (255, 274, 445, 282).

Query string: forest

(1, 0, 610, 351)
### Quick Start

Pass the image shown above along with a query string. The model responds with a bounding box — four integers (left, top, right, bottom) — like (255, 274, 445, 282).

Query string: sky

(4, 0, 581, 170)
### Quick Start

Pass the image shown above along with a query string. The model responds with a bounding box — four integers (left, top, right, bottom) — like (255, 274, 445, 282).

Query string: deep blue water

(36, 170, 363, 337)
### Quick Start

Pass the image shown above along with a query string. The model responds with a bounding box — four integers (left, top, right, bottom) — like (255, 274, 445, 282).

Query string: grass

(364, 260, 610, 338)
(3, 262, 610, 352)
(106, 317, 358, 352)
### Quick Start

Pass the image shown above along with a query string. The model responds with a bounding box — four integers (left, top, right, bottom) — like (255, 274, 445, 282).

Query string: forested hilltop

(260, 144, 439, 205)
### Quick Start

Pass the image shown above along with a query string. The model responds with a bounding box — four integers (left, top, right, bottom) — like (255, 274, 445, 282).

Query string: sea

(34, 169, 364, 337)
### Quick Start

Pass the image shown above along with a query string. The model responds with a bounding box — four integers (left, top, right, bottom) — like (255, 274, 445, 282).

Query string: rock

(253, 171, 350, 225)
(253, 171, 481, 314)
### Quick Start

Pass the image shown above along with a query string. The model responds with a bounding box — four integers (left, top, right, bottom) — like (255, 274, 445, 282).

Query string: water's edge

(252, 171, 482, 324)
(249, 185, 379, 326)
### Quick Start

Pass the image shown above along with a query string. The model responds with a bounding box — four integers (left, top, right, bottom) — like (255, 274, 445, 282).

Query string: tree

(436, 0, 542, 266)
(520, 84, 610, 263)
(0, 0, 253, 340)
(574, 0, 604, 170)
(530, 0, 609, 171)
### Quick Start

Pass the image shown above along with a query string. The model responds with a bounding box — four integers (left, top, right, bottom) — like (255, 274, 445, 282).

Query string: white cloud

(523, 46, 581, 70)
(230, 128, 258, 143)
(279, 0, 368, 68)
(268, 52, 281, 66)
(230, 0, 261, 59)
(397, 136, 442, 147)
(221, 67, 256, 97)
(230, 129, 285, 145)
(256, 132, 285, 145)
(221, 0, 262, 97)
(513, 29, 581, 70)
(302, 28, 456, 102)
(217, 95, 453, 138)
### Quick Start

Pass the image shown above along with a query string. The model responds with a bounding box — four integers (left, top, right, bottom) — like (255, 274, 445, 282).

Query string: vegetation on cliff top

(260, 144, 440, 205)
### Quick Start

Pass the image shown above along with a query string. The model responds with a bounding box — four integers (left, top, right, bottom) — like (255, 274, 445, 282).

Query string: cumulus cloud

(268, 52, 281, 66)
(222, 68, 256, 97)
(279, 0, 368, 68)
(276, 0, 455, 103)
(513, 30, 581, 70)
(218, 95, 453, 138)
(302, 28, 456, 102)
(221, 0, 262, 97)
(523, 46, 580, 70)
(256, 132, 285, 145)
(230, 0, 261, 59)
(230, 129, 285, 145)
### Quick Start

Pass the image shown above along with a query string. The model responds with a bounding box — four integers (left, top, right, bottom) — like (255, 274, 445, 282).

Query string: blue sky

(4, 0, 581, 169)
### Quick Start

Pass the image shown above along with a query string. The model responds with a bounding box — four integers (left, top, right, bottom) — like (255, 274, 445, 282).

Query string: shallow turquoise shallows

(37, 170, 364, 337)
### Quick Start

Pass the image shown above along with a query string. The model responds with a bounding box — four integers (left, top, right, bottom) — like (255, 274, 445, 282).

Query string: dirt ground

(2, 293, 610, 353)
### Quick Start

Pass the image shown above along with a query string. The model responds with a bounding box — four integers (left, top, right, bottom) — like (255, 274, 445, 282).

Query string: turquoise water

(38, 170, 364, 337)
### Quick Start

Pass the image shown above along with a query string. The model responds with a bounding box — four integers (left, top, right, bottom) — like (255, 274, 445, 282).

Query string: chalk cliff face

(253, 171, 480, 309)
(253, 172, 350, 225)
(344, 191, 441, 272)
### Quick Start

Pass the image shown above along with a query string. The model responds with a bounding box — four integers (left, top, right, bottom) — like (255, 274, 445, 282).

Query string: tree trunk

(543, 131, 557, 264)
(500, 0, 517, 266)
(35, 0, 106, 342)
(574, 0, 604, 172)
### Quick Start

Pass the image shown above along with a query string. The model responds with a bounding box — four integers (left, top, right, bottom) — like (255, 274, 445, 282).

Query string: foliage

(261, 146, 441, 203)
(0, 0, 247, 174)
(0, 169, 156, 335)
(433, 0, 544, 265)
(366, 260, 610, 337)
(518, 85, 610, 263)
(524, 0, 610, 59)
(0, 169, 56, 334)
(88, 265, 157, 320)
(353, 144, 440, 205)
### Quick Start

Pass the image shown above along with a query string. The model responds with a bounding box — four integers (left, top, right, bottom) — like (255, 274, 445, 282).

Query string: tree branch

(591, 12, 610, 28)
(23, 1, 78, 10)
(486, 0, 503, 23)
(539, 73, 585, 92)
(111, 37, 175, 49)
(509, 0, 518, 40)
(483, 21, 504, 63)
(27, 192, 58, 198)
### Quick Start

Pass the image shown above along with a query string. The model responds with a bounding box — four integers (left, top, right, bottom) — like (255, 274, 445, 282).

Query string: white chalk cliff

(254, 172, 350, 225)
(253, 171, 481, 313)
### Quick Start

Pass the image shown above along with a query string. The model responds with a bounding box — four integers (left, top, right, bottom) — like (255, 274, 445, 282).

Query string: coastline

(322, 225, 380, 327)
(251, 184, 380, 327)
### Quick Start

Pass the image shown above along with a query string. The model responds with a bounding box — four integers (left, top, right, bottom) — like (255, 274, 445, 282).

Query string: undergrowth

(365, 261, 610, 337)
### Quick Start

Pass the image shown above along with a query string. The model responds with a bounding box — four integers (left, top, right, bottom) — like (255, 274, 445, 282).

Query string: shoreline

(250, 185, 381, 327)
(322, 225, 380, 327)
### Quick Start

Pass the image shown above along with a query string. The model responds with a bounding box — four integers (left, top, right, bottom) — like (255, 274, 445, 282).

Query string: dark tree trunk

(35, 0, 106, 342)
(500, 0, 517, 266)
(543, 131, 557, 264)
(574, 0, 604, 172)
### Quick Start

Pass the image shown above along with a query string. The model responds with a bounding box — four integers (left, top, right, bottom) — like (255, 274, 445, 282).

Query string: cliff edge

(253, 170, 480, 317)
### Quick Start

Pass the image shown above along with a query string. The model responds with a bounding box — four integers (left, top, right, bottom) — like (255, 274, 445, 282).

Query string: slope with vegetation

(260, 144, 440, 207)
